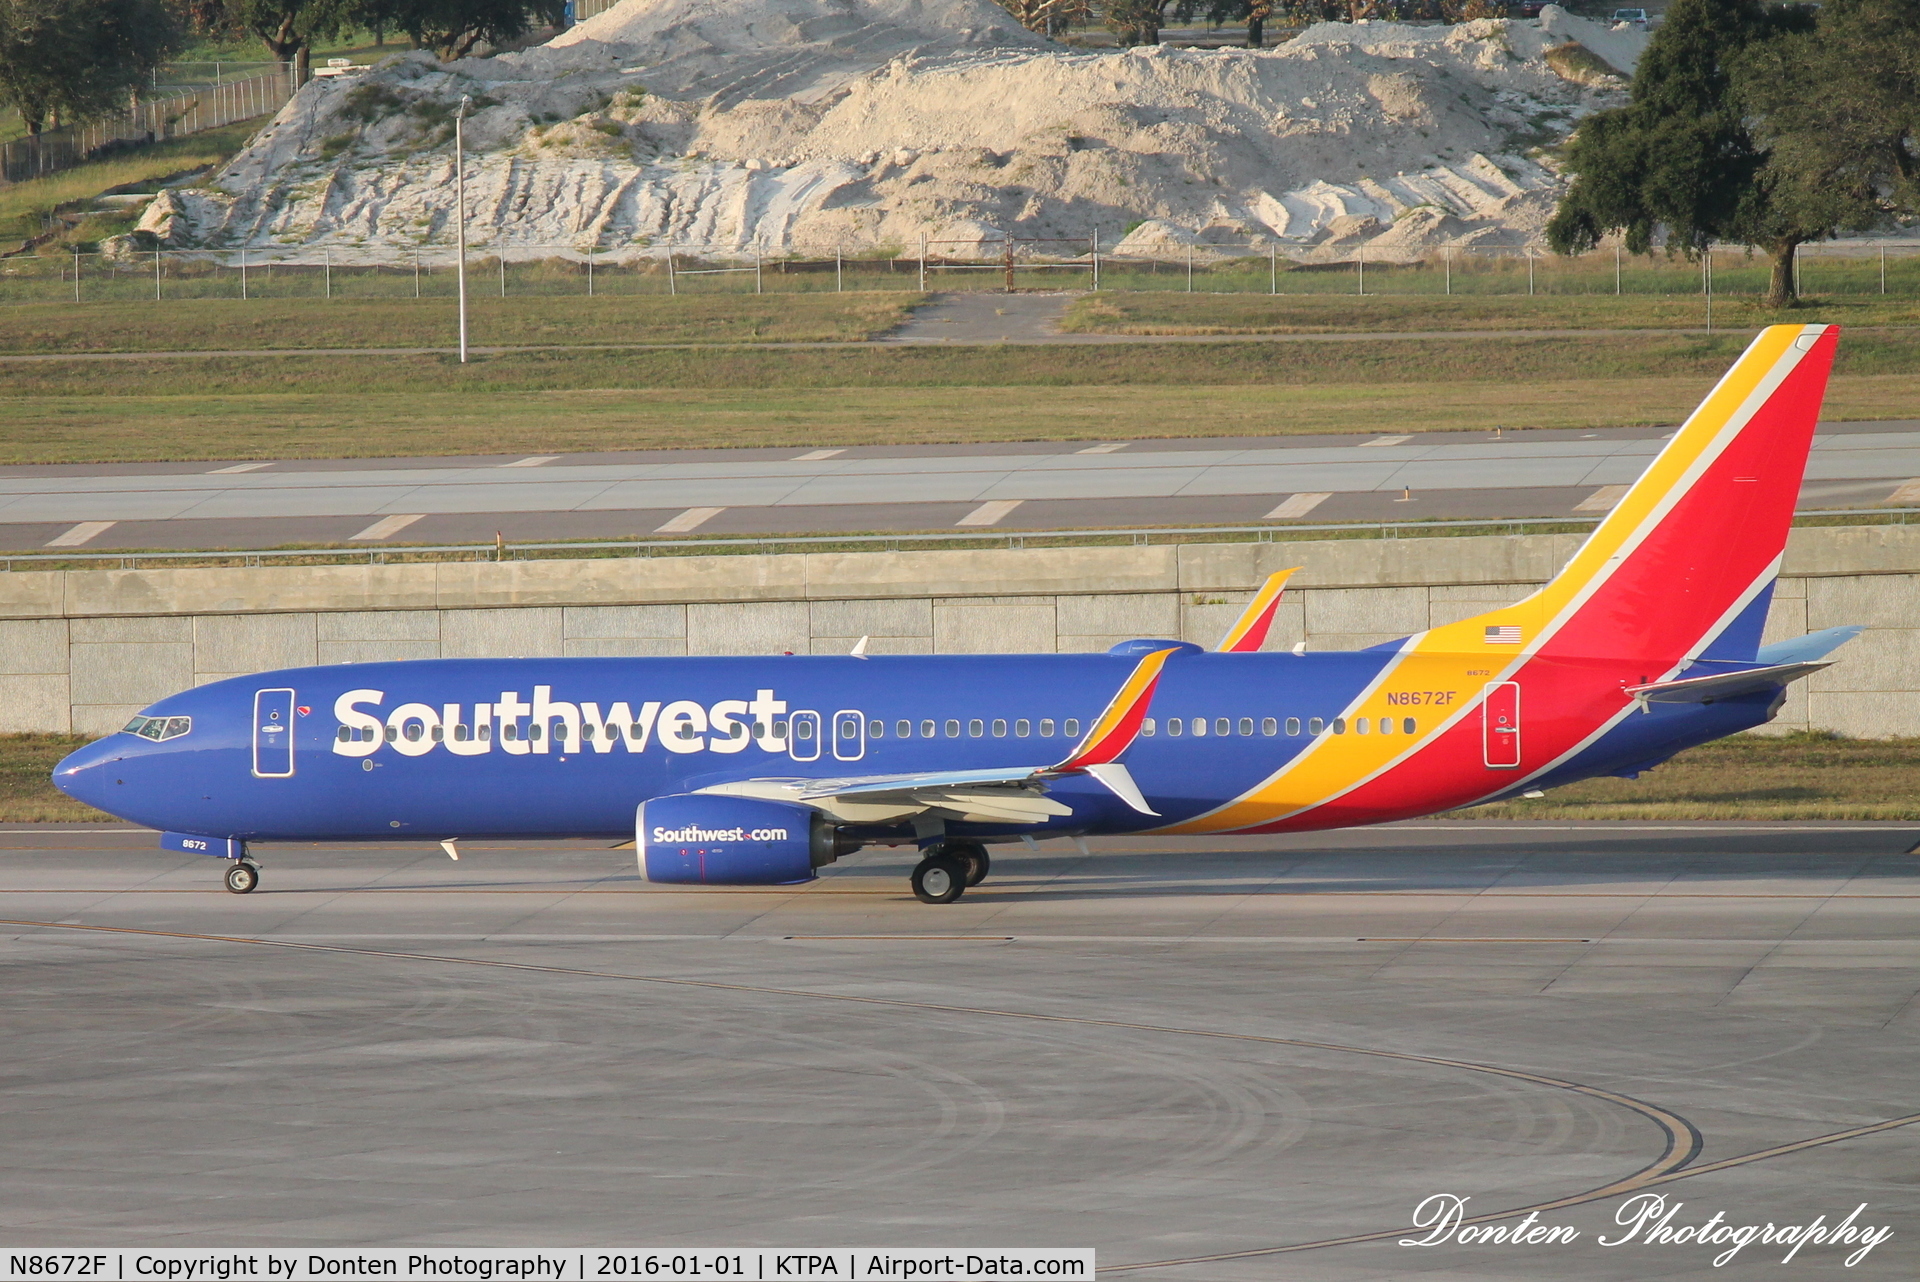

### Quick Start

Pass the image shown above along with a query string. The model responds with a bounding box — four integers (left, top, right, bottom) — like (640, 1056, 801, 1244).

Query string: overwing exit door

(253, 687, 296, 778)
(1482, 682, 1521, 769)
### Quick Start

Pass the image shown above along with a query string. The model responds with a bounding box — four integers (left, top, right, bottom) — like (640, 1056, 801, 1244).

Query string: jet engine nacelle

(638, 794, 852, 885)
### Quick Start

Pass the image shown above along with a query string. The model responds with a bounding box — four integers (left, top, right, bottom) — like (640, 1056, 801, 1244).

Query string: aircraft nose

(53, 738, 127, 813)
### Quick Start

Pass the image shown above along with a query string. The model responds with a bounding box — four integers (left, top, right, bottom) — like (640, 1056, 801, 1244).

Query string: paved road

(3, 821, 1916, 1268)
(3, 420, 1917, 552)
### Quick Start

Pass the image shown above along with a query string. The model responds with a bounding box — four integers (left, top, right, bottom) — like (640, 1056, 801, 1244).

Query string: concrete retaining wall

(3, 526, 1916, 737)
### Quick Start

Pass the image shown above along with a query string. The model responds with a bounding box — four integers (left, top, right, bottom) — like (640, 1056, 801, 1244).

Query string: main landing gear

(224, 860, 261, 895)
(910, 840, 989, 905)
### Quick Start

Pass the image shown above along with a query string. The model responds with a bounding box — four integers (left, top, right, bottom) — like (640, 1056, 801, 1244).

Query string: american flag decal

(1484, 625, 1522, 644)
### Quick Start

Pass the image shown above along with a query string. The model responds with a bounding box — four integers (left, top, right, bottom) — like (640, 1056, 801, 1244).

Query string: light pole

(455, 94, 470, 364)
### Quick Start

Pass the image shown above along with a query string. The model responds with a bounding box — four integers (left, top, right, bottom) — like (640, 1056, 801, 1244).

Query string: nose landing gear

(909, 839, 990, 904)
(224, 860, 261, 894)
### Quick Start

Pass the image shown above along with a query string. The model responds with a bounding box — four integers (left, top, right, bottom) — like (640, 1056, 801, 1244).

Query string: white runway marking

(1575, 484, 1633, 512)
(1359, 435, 1413, 447)
(498, 456, 561, 468)
(207, 462, 272, 474)
(1266, 492, 1332, 519)
(656, 506, 724, 533)
(1076, 443, 1128, 454)
(45, 521, 115, 547)
(957, 499, 1024, 527)
(349, 513, 426, 541)
(792, 449, 845, 461)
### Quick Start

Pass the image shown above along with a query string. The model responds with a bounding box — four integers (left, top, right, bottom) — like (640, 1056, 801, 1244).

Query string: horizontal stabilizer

(1756, 625, 1864, 665)
(1624, 661, 1829, 706)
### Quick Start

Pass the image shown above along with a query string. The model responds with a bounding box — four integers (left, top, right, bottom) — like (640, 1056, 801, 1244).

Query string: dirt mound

(137, 3, 1646, 262)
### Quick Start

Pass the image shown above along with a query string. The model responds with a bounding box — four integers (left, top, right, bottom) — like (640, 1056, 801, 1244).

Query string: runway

(4, 821, 1917, 1273)
(5, 419, 1919, 553)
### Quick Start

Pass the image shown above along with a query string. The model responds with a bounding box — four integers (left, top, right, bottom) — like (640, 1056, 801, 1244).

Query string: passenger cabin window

(1261, 717, 1277, 736)
(1308, 718, 1324, 735)
(794, 720, 814, 740)
(126, 715, 192, 741)
(1285, 718, 1300, 736)
(1141, 718, 1156, 736)
(1167, 718, 1183, 737)
(1193, 718, 1207, 737)
(1015, 719, 1031, 737)
(896, 720, 912, 739)
(1039, 718, 1056, 737)
(1217, 718, 1231, 737)
(1332, 718, 1347, 734)
(1064, 718, 1080, 738)
(1403, 718, 1417, 734)
(968, 719, 984, 738)
(945, 719, 961, 738)
(920, 720, 936, 738)
(1355, 717, 1369, 735)
(992, 719, 1007, 737)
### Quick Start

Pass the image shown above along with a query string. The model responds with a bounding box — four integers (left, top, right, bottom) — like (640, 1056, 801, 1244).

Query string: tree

(360, 0, 565, 60)
(1740, 0, 1920, 246)
(1545, 0, 1819, 306)
(1105, 0, 1165, 47)
(196, 0, 352, 86)
(993, 0, 1081, 36)
(0, 0, 180, 136)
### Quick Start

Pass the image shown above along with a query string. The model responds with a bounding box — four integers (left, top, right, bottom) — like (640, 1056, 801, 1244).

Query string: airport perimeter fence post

(240, 247, 247, 300)
(1527, 249, 1534, 296)
(1270, 244, 1277, 295)
(413, 250, 420, 298)
(498, 254, 505, 297)
(154, 249, 161, 301)
(1444, 247, 1451, 296)
(72, 247, 80, 303)
(919, 233, 927, 292)
(836, 249, 842, 292)
(324, 248, 331, 299)
(667, 243, 677, 295)
(1357, 246, 1363, 296)
(1615, 245, 1621, 295)
(587, 245, 595, 296)
(1186, 242, 1193, 293)
(756, 254, 763, 294)
(1091, 228, 1099, 291)
(1883, 245, 1888, 294)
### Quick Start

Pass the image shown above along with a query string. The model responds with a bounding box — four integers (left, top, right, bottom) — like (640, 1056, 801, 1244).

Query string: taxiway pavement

(3, 821, 1917, 1275)
(5, 421, 1918, 553)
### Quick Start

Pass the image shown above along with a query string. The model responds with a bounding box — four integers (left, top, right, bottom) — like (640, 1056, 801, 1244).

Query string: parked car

(1611, 7, 1651, 26)
(1517, 1, 1546, 15)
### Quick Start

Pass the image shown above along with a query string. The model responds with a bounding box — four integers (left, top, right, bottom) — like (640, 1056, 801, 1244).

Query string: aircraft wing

(692, 646, 1181, 824)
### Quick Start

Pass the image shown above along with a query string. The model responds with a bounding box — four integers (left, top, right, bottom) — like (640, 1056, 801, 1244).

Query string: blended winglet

(1215, 568, 1300, 653)
(1051, 646, 1180, 771)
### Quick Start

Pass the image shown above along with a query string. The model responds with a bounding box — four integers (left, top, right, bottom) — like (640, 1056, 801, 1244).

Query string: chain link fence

(4, 239, 1917, 303)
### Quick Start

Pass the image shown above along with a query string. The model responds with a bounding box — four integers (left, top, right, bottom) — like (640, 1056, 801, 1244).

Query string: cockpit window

(123, 715, 191, 741)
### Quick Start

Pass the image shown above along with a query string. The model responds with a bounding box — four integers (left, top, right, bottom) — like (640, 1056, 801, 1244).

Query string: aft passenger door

(1482, 682, 1521, 769)
(253, 687, 296, 778)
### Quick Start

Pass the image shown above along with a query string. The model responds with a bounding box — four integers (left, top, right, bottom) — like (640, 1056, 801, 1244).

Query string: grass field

(0, 736, 112, 822)
(0, 121, 265, 251)
(4, 731, 1918, 824)
(1061, 291, 1920, 334)
(0, 294, 919, 352)
(1470, 733, 1920, 821)
(2, 332, 1916, 464)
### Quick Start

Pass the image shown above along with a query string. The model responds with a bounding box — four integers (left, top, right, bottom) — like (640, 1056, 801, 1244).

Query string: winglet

(1215, 569, 1300, 652)
(1050, 646, 1179, 771)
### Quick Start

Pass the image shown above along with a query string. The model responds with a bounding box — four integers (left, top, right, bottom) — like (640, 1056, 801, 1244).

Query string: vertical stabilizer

(1445, 323, 1837, 666)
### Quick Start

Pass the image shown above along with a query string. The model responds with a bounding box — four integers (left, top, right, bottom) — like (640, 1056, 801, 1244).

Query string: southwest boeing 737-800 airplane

(55, 324, 1861, 903)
